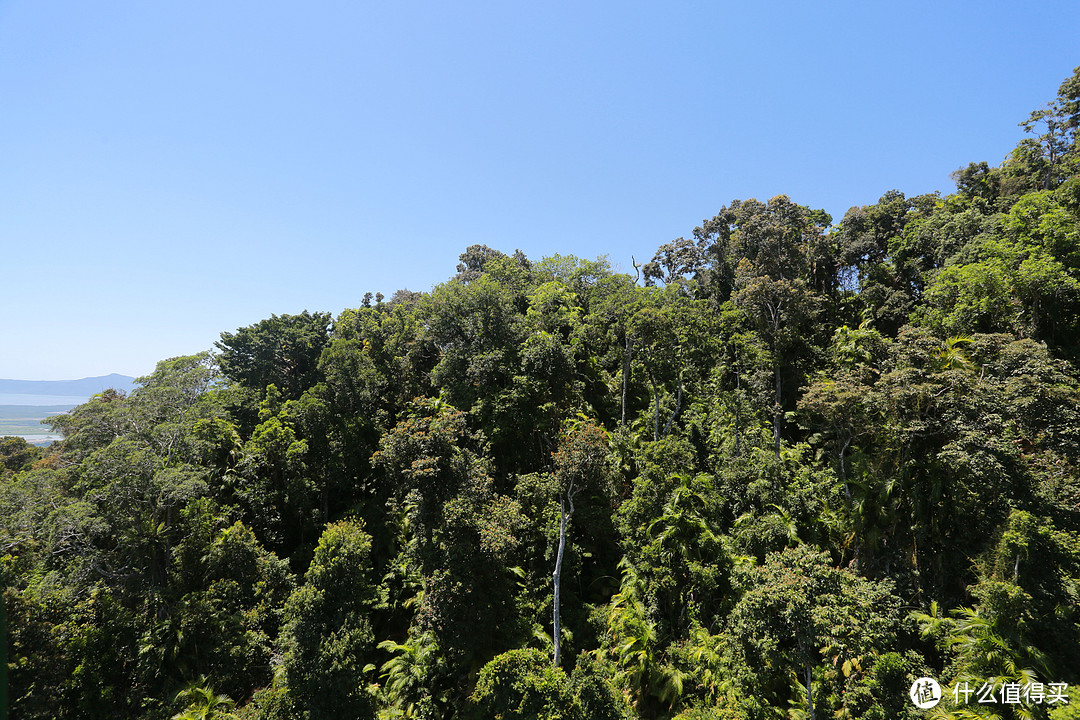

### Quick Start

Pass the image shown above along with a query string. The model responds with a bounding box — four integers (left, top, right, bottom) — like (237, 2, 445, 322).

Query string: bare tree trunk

(651, 375, 660, 442)
(804, 664, 816, 720)
(553, 485, 575, 667)
(734, 366, 742, 457)
(773, 369, 782, 457)
(661, 374, 683, 438)
(838, 437, 851, 484)
(621, 335, 632, 426)
(321, 481, 330, 523)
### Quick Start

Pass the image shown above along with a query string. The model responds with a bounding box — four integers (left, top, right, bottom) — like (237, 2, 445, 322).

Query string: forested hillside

(4, 67, 1080, 720)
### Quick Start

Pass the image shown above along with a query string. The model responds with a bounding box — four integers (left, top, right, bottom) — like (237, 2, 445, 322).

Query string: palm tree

(948, 608, 1049, 682)
(378, 632, 444, 718)
(842, 472, 899, 573)
(171, 682, 238, 720)
(937, 336, 975, 372)
(603, 559, 686, 712)
(915, 603, 1052, 720)
(648, 474, 723, 568)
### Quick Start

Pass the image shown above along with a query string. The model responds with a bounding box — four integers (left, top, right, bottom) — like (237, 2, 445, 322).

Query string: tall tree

(551, 421, 611, 667)
(699, 195, 833, 454)
(723, 547, 902, 720)
(280, 520, 379, 720)
(216, 311, 331, 404)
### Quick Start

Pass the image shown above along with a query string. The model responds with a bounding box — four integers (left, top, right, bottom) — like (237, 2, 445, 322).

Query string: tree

(723, 546, 902, 720)
(914, 583, 1054, 720)
(171, 682, 239, 720)
(836, 191, 939, 333)
(0, 437, 42, 479)
(699, 195, 833, 454)
(216, 311, 331, 404)
(371, 398, 476, 557)
(0, 586, 5, 720)
(640, 473, 729, 635)
(227, 386, 314, 553)
(600, 558, 686, 715)
(642, 236, 708, 292)
(467, 648, 630, 720)
(999, 66, 1080, 196)
(586, 273, 646, 427)
(630, 301, 680, 442)
(953, 161, 1004, 203)
(161, 509, 293, 702)
(280, 520, 379, 720)
(454, 243, 509, 282)
(798, 321, 889, 483)
(551, 421, 610, 667)
(731, 264, 818, 454)
(422, 272, 526, 470)
(377, 632, 447, 718)
(374, 396, 526, 678)
(1020, 67, 1080, 192)
(467, 648, 572, 720)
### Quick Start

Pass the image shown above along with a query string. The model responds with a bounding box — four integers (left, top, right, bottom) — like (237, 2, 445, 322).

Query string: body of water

(0, 393, 88, 406)
(19, 433, 64, 446)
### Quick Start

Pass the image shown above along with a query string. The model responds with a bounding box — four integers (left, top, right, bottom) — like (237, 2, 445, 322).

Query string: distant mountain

(0, 374, 137, 396)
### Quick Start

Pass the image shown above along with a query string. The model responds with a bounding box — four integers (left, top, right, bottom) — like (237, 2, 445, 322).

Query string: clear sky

(2, 1, 1078, 381)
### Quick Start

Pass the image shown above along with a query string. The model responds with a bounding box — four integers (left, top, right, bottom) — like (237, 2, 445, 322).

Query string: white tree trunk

(553, 486, 575, 667)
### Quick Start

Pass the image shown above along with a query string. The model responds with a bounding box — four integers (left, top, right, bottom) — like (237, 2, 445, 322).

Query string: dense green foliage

(4, 67, 1080, 720)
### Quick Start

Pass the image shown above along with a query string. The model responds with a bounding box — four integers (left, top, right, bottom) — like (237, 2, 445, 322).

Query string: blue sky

(2, 1, 1078, 381)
